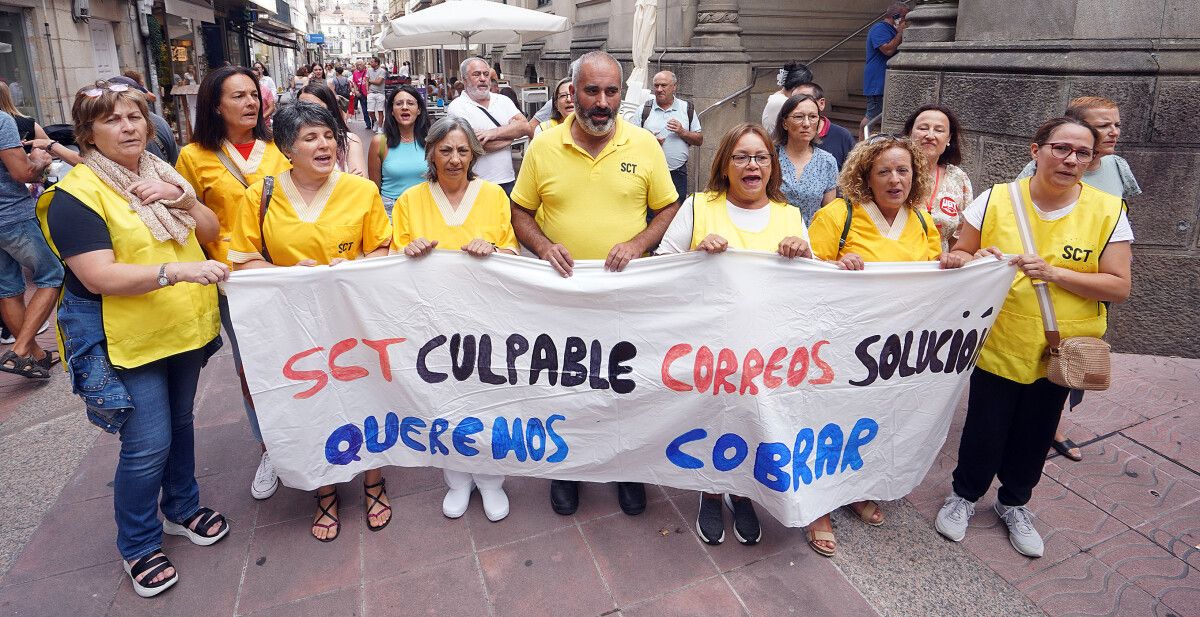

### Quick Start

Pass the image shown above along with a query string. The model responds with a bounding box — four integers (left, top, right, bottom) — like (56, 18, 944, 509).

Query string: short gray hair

(424, 116, 485, 183)
(572, 51, 623, 93)
(459, 56, 489, 80)
(654, 70, 677, 85)
(272, 101, 346, 159)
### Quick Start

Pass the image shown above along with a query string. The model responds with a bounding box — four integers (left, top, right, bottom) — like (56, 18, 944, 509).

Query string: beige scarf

(83, 150, 199, 245)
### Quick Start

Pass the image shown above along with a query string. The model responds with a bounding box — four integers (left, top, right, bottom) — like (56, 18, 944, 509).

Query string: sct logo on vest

(337, 241, 354, 253)
(620, 162, 638, 174)
(1061, 245, 1094, 262)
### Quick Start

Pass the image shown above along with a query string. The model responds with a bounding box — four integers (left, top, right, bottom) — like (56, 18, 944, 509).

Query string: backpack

(641, 99, 694, 127)
(333, 76, 351, 100)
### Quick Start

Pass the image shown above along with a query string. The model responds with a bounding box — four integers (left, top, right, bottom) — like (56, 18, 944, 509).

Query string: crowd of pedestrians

(0, 45, 1137, 598)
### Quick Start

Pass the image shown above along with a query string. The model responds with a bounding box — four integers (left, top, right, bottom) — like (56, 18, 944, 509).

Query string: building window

(537, 0, 551, 7)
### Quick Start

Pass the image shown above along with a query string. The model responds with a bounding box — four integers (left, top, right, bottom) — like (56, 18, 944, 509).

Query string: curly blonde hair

(837, 135, 931, 211)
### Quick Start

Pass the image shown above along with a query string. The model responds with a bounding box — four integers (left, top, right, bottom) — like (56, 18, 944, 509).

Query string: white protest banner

(224, 251, 1015, 526)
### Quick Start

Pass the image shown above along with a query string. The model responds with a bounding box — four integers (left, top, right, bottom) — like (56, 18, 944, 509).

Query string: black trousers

(951, 369, 1069, 507)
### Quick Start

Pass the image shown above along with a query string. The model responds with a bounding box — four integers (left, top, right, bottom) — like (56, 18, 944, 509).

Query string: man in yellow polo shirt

(510, 50, 678, 516)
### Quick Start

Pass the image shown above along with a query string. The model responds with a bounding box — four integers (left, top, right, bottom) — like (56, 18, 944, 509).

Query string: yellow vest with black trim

(976, 178, 1124, 384)
(688, 191, 808, 251)
(36, 165, 220, 369)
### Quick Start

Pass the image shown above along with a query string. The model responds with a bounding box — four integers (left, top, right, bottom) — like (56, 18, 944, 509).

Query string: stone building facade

(886, 0, 1200, 357)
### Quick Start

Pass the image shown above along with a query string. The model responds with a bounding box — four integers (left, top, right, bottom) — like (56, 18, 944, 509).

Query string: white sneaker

(250, 451, 278, 500)
(37, 320, 49, 335)
(443, 480, 474, 519)
(995, 502, 1044, 557)
(935, 493, 975, 542)
(479, 486, 509, 522)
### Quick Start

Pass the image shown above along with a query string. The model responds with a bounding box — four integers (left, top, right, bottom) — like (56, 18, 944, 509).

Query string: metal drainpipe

(40, 0, 66, 123)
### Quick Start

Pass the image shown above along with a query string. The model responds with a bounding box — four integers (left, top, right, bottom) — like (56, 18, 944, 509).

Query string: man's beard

(466, 84, 490, 101)
(576, 106, 615, 136)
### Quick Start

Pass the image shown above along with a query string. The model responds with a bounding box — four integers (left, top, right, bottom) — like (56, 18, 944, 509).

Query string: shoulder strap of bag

(641, 101, 652, 124)
(215, 149, 250, 188)
(475, 104, 503, 128)
(258, 176, 275, 264)
(913, 207, 929, 236)
(1006, 180, 1060, 349)
(839, 201, 854, 250)
(686, 100, 694, 125)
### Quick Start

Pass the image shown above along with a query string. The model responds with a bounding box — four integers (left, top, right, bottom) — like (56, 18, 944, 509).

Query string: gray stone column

(904, 0, 958, 43)
(692, 1, 744, 48)
(883, 0, 1200, 358)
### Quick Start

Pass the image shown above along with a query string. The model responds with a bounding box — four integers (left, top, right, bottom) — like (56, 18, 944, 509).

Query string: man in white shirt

(366, 57, 388, 133)
(446, 57, 532, 194)
(636, 71, 702, 202)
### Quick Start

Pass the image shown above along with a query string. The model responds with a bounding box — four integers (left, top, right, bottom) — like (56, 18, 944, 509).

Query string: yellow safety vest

(36, 165, 220, 369)
(688, 192, 808, 251)
(976, 178, 1124, 384)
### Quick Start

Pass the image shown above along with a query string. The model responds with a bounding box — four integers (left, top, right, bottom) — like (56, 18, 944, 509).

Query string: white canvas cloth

(224, 251, 1015, 526)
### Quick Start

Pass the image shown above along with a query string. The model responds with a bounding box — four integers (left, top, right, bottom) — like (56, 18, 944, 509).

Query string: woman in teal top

(369, 84, 430, 217)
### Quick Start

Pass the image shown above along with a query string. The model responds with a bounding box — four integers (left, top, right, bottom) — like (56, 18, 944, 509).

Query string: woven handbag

(1006, 181, 1111, 391)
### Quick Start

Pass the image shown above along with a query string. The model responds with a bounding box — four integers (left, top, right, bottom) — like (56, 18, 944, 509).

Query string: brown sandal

(851, 500, 885, 527)
(807, 528, 836, 557)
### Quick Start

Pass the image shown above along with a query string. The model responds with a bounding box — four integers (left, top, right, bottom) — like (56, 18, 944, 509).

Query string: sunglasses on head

(83, 83, 131, 98)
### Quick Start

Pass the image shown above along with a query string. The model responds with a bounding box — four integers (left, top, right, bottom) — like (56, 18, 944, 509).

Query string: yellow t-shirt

(175, 141, 291, 265)
(809, 198, 942, 262)
(392, 179, 518, 251)
(228, 170, 392, 266)
(511, 115, 678, 259)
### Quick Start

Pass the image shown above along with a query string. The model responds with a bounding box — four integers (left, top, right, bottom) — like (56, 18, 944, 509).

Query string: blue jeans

(865, 95, 884, 123)
(113, 347, 205, 562)
(358, 93, 373, 128)
(218, 293, 262, 442)
(669, 166, 688, 203)
(0, 218, 63, 298)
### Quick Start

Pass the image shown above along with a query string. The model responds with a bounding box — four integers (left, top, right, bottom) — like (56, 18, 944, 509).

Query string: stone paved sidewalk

(0, 341, 1195, 616)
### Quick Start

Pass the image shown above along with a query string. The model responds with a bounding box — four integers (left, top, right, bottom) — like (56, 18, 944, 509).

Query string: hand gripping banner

(224, 251, 1015, 526)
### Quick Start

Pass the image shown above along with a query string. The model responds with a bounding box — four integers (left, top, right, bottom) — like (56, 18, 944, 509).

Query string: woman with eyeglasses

(369, 85, 430, 218)
(773, 94, 838, 224)
(533, 78, 574, 138)
(656, 123, 811, 547)
(175, 66, 291, 503)
(39, 81, 229, 598)
(1016, 97, 1140, 463)
(804, 133, 965, 557)
(228, 102, 393, 541)
(903, 104, 973, 251)
(935, 116, 1132, 558)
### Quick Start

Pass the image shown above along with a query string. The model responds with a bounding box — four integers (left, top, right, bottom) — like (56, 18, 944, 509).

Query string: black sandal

(1051, 438, 1084, 462)
(123, 551, 178, 598)
(34, 349, 60, 372)
(312, 489, 340, 542)
(0, 350, 49, 379)
(364, 479, 392, 532)
(164, 507, 230, 546)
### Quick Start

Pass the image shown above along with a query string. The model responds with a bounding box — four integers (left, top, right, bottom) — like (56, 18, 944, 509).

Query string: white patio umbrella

(376, 29, 467, 52)
(385, 0, 569, 50)
(619, 0, 657, 122)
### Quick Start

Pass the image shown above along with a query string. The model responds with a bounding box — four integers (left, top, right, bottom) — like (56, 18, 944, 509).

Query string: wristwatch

(157, 263, 171, 287)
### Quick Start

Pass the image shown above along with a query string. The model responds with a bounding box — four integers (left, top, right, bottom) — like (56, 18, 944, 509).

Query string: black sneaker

(0, 325, 12, 344)
(695, 494, 724, 545)
(724, 494, 762, 545)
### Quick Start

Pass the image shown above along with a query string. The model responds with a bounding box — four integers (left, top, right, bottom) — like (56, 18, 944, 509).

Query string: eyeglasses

(1042, 142, 1095, 164)
(83, 83, 130, 98)
(787, 114, 820, 125)
(730, 154, 772, 167)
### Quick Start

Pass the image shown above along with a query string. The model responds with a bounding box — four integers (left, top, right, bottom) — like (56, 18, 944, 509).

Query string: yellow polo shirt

(511, 115, 678, 259)
(228, 170, 392, 266)
(809, 198, 942, 262)
(392, 179, 518, 251)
